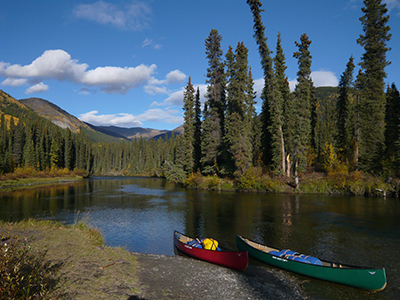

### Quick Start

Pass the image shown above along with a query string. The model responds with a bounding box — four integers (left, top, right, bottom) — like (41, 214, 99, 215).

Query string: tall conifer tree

(337, 56, 355, 163)
(182, 77, 196, 173)
(194, 87, 202, 172)
(224, 42, 253, 176)
(357, 0, 391, 172)
(385, 84, 400, 160)
(247, 68, 261, 166)
(247, 0, 285, 174)
(274, 32, 292, 176)
(292, 33, 313, 174)
(201, 29, 226, 175)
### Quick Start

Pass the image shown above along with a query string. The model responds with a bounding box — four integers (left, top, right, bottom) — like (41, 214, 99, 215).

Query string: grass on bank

(0, 219, 139, 300)
(0, 167, 85, 191)
(184, 167, 398, 197)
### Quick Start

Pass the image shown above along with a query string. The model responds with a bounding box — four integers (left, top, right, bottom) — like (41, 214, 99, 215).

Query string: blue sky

(1, 0, 399, 130)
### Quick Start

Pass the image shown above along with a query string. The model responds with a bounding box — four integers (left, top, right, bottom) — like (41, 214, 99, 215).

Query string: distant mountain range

(19, 97, 183, 142)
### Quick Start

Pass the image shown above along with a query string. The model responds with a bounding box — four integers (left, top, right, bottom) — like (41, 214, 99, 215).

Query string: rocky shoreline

(134, 252, 305, 299)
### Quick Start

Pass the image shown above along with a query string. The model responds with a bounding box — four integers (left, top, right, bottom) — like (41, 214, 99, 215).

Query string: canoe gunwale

(236, 235, 387, 291)
(173, 231, 248, 270)
(238, 235, 383, 270)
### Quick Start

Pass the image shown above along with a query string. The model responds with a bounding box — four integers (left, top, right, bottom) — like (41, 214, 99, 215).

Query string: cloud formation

(311, 71, 339, 87)
(73, 1, 151, 30)
(25, 82, 49, 94)
(0, 49, 183, 95)
(287, 71, 338, 92)
(79, 110, 143, 127)
(79, 108, 182, 127)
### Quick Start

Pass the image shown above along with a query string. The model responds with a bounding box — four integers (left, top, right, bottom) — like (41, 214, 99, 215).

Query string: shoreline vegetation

(0, 167, 85, 192)
(0, 219, 139, 299)
(1, 166, 399, 198)
(0, 219, 305, 300)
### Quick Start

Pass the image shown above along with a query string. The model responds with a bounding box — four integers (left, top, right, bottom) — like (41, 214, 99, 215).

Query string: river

(0, 177, 398, 299)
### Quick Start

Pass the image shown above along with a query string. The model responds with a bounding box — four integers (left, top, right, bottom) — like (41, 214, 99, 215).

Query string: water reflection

(0, 177, 399, 299)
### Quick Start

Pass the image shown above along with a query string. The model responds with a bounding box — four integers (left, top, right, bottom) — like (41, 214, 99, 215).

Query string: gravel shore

(1, 222, 306, 299)
(133, 252, 306, 300)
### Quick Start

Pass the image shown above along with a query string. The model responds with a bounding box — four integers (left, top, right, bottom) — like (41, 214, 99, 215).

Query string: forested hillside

(0, 90, 183, 177)
(178, 0, 400, 183)
(1, 0, 400, 194)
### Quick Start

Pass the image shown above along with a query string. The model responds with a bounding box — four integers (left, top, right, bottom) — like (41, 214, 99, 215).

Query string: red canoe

(173, 230, 248, 270)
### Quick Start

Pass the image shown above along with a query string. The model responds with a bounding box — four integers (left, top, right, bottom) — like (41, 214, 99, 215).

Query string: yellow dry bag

(202, 238, 219, 250)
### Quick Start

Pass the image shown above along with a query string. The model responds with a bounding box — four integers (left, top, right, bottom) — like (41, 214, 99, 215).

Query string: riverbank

(183, 169, 399, 197)
(0, 167, 85, 192)
(0, 176, 83, 192)
(0, 220, 305, 299)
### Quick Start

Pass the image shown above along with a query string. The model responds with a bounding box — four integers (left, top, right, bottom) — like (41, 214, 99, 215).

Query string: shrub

(261, 176, 282, 193)
(0, 235, 59, 299)
(236, 167, 262, 190)
(184, 172, 204, 187)
(206, 176, 221, 190)
(162, 161, 187, 183)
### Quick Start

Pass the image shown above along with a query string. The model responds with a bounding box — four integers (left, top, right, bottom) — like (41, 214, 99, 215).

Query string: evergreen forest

(1, 0, 400, 196)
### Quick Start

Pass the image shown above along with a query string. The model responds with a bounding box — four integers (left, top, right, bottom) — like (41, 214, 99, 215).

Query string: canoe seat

(186, 239, 221, 251)
(186, 239, 203, 248)
(285, 254, 323, 266)
(298, 254, 323, 266)
(269, 249, 297, 257)
(269, 249, 323, 265)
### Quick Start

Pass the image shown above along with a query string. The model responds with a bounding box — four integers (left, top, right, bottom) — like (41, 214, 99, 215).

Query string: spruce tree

(292, 33, 313, 174)
(247, 0, 285, 174)
(385, 84, 400, 160)
(274, 32, 292, 176)
(357, 0, 391, 172)
(182, 77, 196, 173)
(201, 29, 226, 175)
(193, 87, 202, 172)
(247, 68, 261, 166)
(337, 56, 355, 163)
(224, 42, 253, 176)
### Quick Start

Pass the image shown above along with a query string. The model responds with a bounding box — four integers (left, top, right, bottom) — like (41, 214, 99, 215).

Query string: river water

(0, 177, 399, 299)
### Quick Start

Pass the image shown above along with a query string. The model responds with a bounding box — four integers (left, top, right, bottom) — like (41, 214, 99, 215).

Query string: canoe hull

(236, 235, 386, 291)
(174, 231, 248, 271)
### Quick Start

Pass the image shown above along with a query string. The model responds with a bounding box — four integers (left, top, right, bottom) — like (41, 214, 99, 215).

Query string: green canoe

(236, 235, 387, 291)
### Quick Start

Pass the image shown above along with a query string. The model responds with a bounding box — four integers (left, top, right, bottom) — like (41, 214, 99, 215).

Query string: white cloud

(142, 38, 153, 47)
(311, 71, 339, 87)
(256, 71, 338, 94)
(159, 83, 207, 107)
(142, 37, 163, 50)
(0, 49, 167, 95)
(73, 1, 151, 30)
(144, 85, 168, 95)
(25, 82, 49, 94)
(288, 79, 298, 92)
(79, 110, 143, 127)
(2, 78, 28, 86)
(143, 70, 188, 96)
(137, 108, 183, 124)
(79, 108, 183, 127)
(162, 89, 184, 106)
(384, 0, 400, 10)
(0, 50, 87, 82)
(81, 64, 156, 94)
(166, 70, 186, 84)
(254, 78, 264, 98)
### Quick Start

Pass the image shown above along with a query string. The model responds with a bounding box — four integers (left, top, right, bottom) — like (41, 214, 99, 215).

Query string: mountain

(18, 96, 183, 141)
(19, 97, 87, 133)
(93, 124, 184, 140)
(19, 97, 125, 143)
(0, 90, 30, 127)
